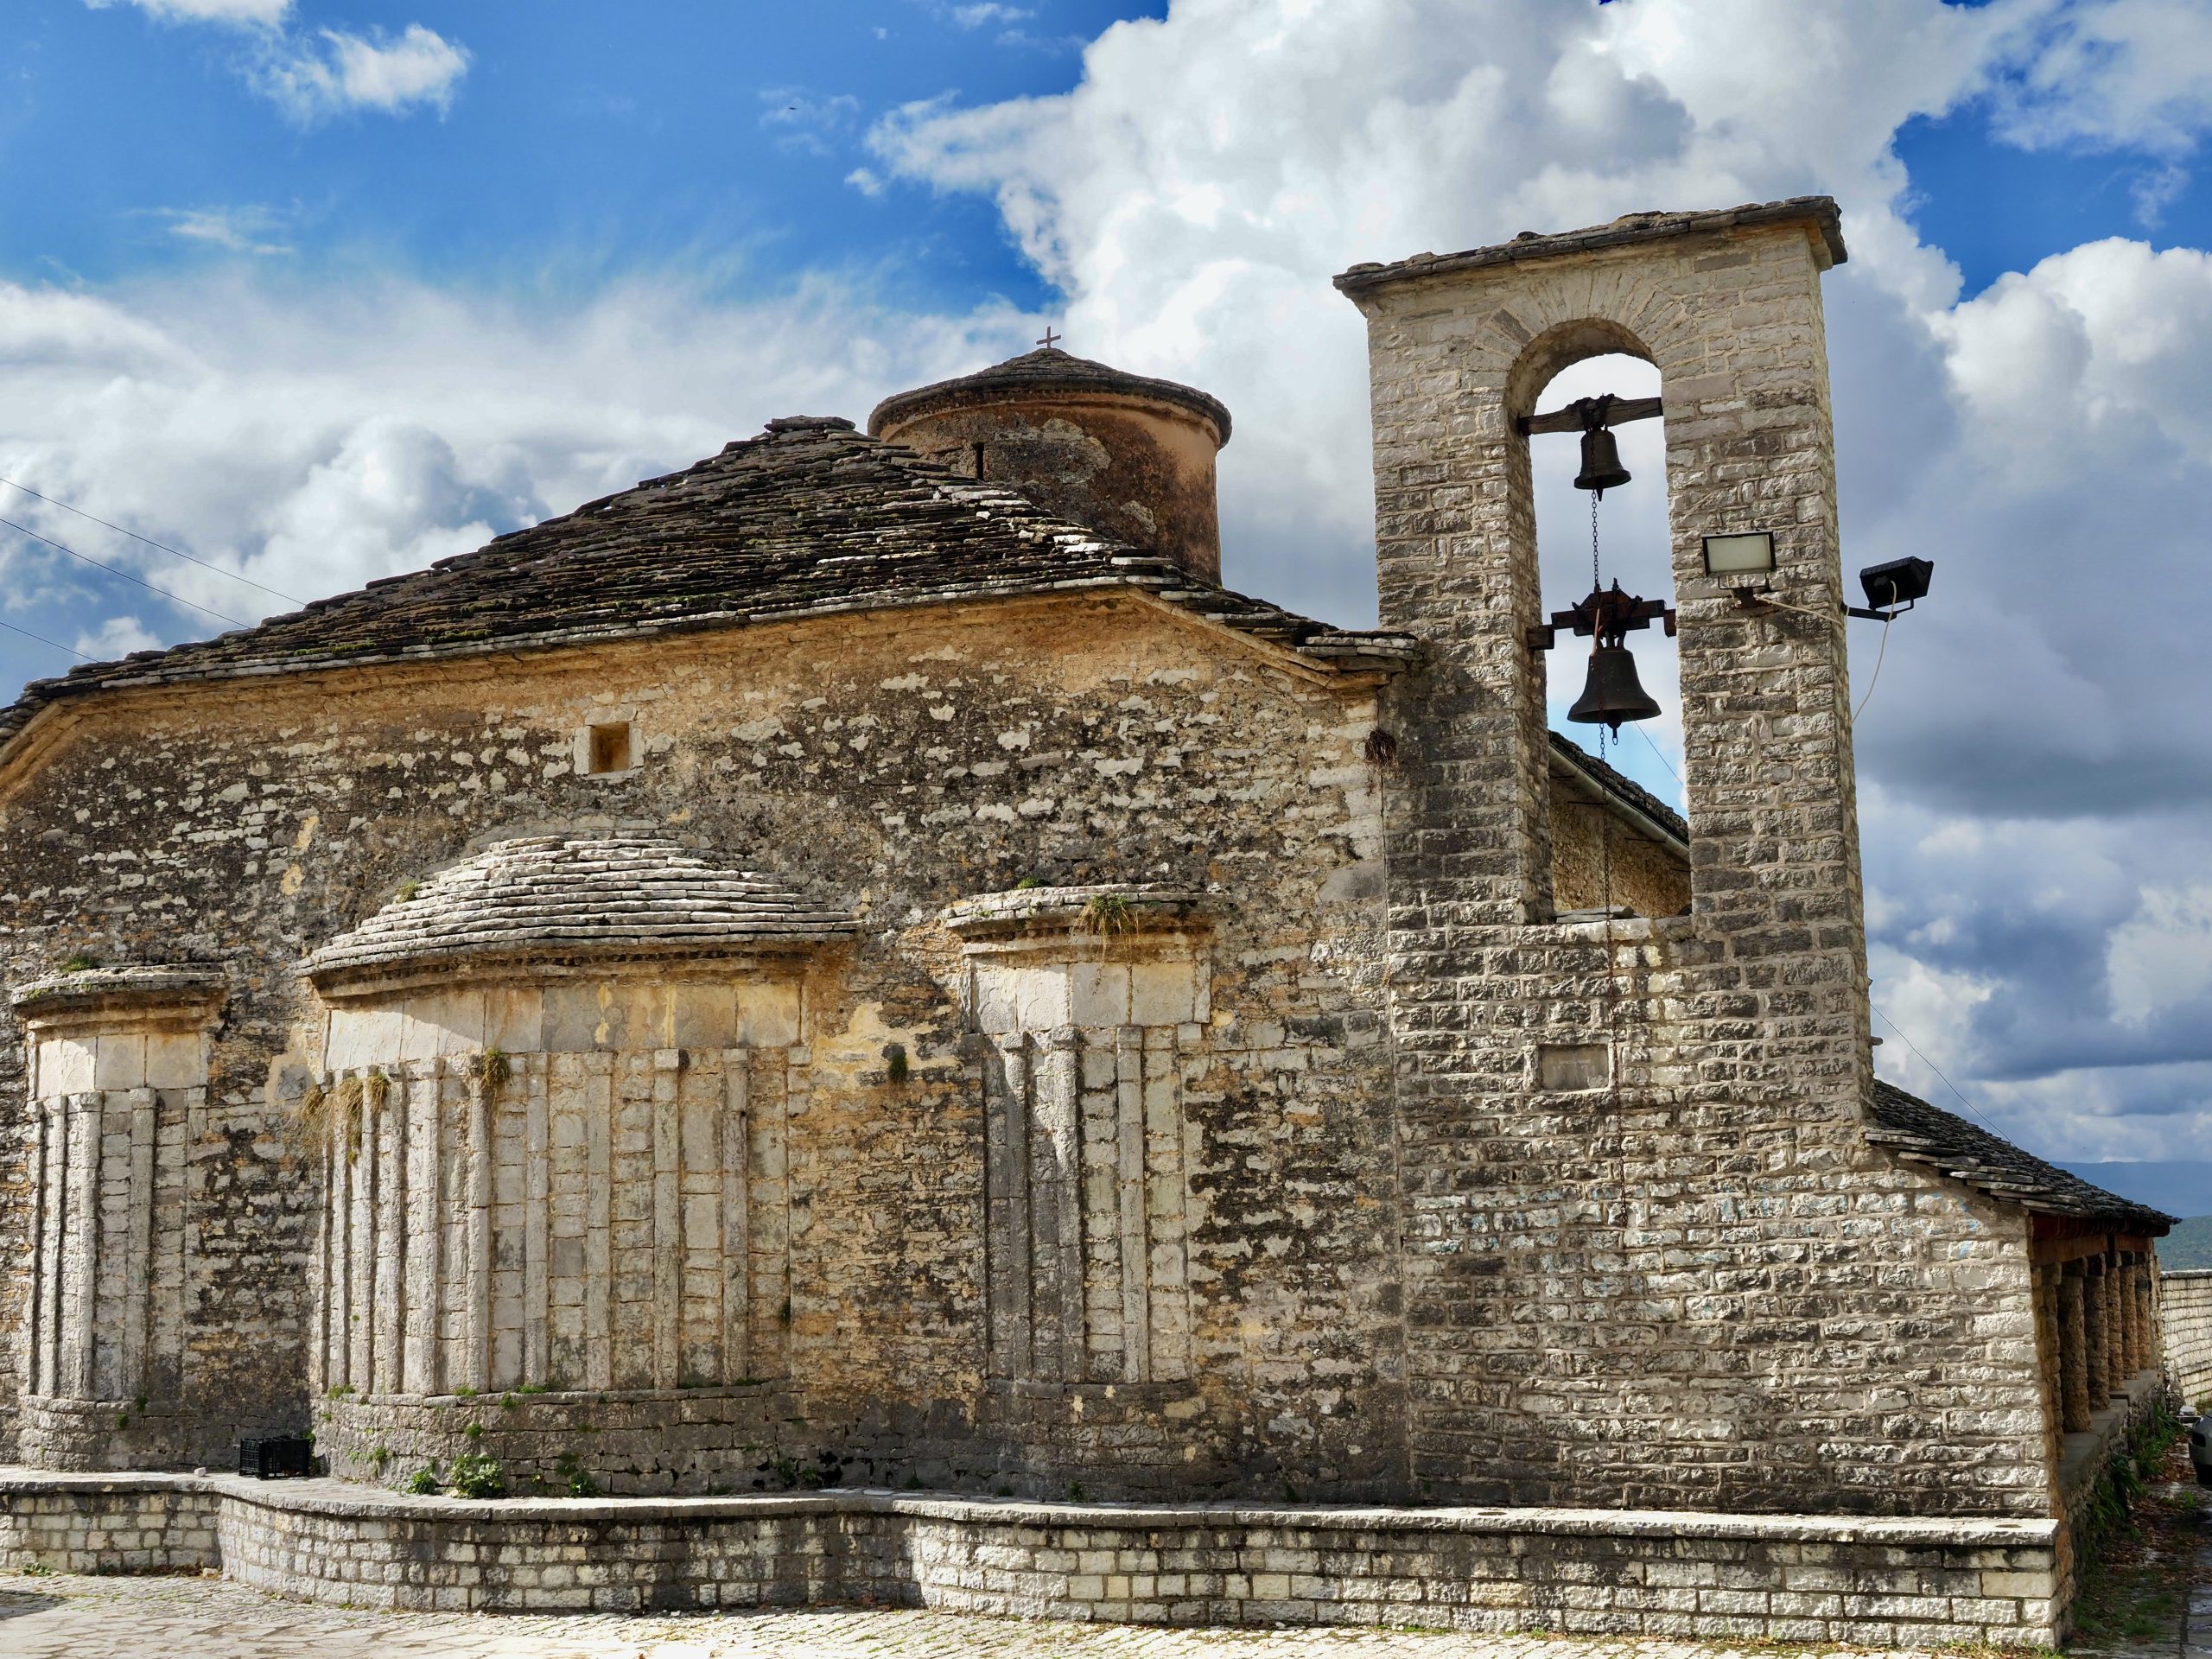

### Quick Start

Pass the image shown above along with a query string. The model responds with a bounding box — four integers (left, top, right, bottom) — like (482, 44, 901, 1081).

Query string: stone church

(0, 198, 2177, 1640)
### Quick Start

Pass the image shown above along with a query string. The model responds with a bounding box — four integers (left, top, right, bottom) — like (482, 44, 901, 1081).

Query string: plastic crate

(238, 1436, 314, 1479)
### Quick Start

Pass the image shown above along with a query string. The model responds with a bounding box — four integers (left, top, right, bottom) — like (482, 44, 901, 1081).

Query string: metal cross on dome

(1037, 327, 1061, 349)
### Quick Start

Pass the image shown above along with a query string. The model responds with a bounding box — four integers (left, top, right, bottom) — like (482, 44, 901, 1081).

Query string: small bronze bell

(1573, 425, 1630, 497)
(1567, 644, 1661, 734)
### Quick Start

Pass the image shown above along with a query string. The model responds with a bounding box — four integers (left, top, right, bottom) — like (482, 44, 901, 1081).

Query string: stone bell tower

(1334, 202, 2052, 1517)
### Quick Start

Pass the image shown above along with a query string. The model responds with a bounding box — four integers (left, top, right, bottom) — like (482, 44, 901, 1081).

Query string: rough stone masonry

(0, 197, 2177, 1641)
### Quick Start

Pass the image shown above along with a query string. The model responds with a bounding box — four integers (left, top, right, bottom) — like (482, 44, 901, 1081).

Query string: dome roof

(308, 834, 854, 987)
(868, 346, 1232, 443)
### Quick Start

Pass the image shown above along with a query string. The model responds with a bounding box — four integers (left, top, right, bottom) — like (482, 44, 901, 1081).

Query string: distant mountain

(2059, 1160, 2212, 1219)
(2164, 1216, 2212, 1272)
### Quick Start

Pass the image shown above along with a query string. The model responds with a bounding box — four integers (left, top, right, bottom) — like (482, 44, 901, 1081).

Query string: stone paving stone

(0, 1570, 1984, 1659)
(2190, 1538, 2212, 1658)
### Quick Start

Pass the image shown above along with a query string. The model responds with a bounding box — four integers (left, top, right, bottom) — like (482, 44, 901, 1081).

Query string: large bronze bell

(1567, 644, 1661, 734)
(1573, 425, 1631, 496)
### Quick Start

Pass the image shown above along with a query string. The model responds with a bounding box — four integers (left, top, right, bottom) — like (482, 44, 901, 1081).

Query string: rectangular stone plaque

(1537, 1042, 1611, 1093)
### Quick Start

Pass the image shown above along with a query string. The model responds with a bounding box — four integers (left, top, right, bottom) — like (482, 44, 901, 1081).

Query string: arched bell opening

(1516, 338, 1690, 920)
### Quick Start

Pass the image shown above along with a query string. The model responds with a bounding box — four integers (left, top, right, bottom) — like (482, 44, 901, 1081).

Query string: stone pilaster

(10, 968, 223, 1471)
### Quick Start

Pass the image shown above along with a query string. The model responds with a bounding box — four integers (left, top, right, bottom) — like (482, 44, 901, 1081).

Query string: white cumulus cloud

(1982, 0, 2212, 159)
(86, 0, 469, 123)
(72, 614, 164, 659)
(254, 24, 471, 124)
(863, 0, 2212, 1162)
(86, 0, 291, 23)
(2108, 886, 2212, 1027)
(0, 270, 1041, 646)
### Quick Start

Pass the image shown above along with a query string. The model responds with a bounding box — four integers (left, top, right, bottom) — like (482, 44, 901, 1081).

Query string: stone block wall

(2165, 1270, 2212, 1407)
(311, 1041, 798, 1401)
(1548, 795, 1688, 918)
(2049, 1367, 2170, 1622)
(0, 1477, 219, 1574)
(952, 893, 1211, 1393)
(0, 1469, 2068, 1643)
(1341, 213, 2053, 1515)
(0, 594, 1408, 1499)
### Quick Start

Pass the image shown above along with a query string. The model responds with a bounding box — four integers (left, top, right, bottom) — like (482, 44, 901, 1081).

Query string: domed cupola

(868, 344, 1232, 582)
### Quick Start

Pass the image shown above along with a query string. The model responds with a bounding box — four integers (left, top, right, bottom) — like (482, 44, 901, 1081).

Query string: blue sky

(3, 2, 1141, 307)
(10, 1, 2195, 302)
(5, 0, 2212, 1179)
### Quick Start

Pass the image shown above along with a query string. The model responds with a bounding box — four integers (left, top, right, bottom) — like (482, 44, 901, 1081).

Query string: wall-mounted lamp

(1716, 537, 1936, 627)
(1702, 531, 1775, 578)
(1849, 556, 1934, 620)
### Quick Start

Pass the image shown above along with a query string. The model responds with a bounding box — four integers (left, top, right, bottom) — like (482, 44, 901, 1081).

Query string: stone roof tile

(1548, 732, 1687, 847)
(10, 964, 226, 1019)
(0, 421, 1406, 757)
(307, 834, 855, 985)
(1865, 1078, 2173, 1233)
(1334, 197, 1847, 296)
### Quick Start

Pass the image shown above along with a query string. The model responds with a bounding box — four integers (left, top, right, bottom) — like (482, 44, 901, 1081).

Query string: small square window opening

(587, 721, 633, 775)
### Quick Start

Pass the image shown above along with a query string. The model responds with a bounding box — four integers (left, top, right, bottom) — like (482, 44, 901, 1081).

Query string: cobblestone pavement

(0, 1569, 1935, 1659)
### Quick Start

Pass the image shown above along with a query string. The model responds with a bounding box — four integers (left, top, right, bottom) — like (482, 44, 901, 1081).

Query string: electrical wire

(1740, 590, 1846, 627)
(0, 617, 96, 662)
(0, 514, 251, 629)
(1631, 721, 1680, 785)
(1853, 613, 1893, 722)
(1870, 1003, 2007, 1137)
(0, 475, 302, 605)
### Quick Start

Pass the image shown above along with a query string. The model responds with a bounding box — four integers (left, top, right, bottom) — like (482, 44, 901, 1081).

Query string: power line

(1631, 720, 1680, 785)
(0, 514, 251, 630)
(1870, 1002, 2007, 1136)
(0, 475, 302, 605)
(0, 617, 96, 663)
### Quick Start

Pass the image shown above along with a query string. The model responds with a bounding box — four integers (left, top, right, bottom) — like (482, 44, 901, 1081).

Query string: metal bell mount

(1530, 580, 1678, 736)
(1573, 394, 1631, 498)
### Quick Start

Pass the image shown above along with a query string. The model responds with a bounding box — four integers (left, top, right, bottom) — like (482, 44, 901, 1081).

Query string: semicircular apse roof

(308, 834, 855, 987)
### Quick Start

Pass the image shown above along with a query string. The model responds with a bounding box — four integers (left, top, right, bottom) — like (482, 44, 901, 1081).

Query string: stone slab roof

(0, 418, 1406, 760)
(10, 964, 227, 1020)
(1548, 732, 1688, 849)
(307, 834, 855, 986)
(941, 883, 1208, 940)
(868, 346, 1232, 442)
(1333, 197, 1847, 296)
(1866, 1078, 2173, 1233)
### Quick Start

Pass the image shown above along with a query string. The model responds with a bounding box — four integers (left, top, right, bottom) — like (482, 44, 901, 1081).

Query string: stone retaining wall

(2165, 1270, 2212, 1407)
(0, 1477, 217, 1573)
(0, 1470, 2063, 1644)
